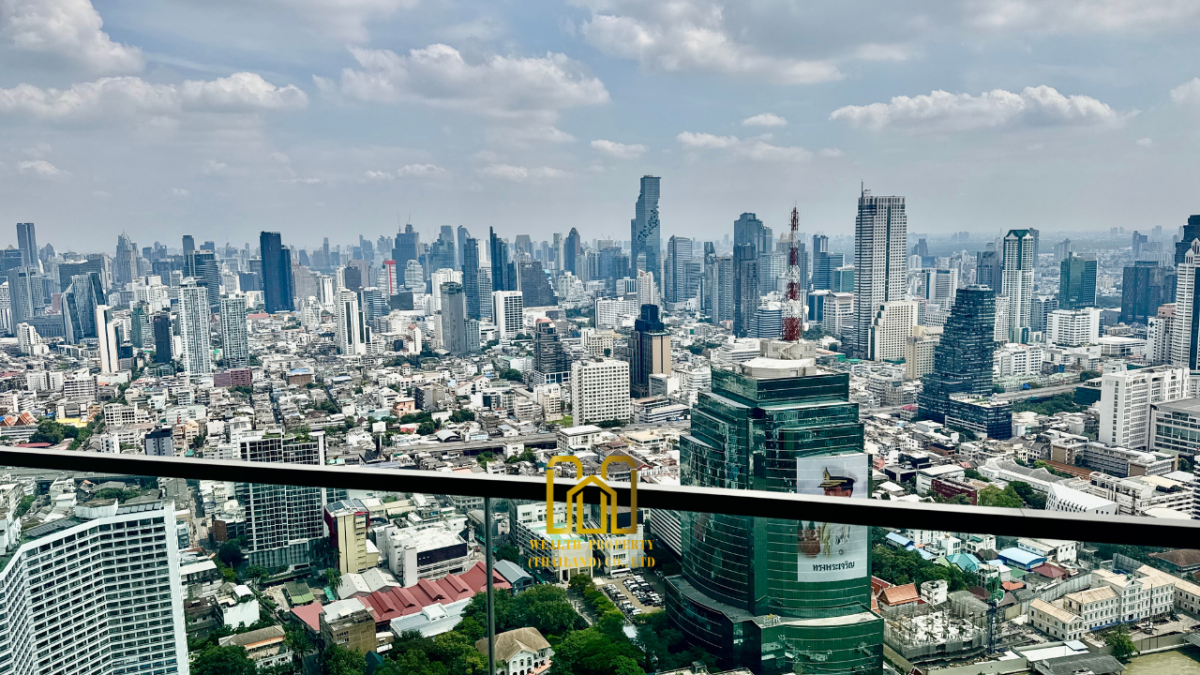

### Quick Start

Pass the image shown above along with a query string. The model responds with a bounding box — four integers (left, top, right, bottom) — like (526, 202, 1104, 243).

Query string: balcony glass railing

(0, 447, 1196, 675)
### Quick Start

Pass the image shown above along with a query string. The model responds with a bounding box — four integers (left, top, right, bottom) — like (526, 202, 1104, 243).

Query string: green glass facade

(666, 362, 883, 674)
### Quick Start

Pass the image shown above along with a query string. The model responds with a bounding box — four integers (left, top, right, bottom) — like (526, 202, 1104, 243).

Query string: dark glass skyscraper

(440, 281, 468, 356)
(260, 231, 295, 314)
(532, 318, 569, 382)
(489, 227, 512, 292)
(517, 260, 556, 307)
(631, 175, 661, 287)
(152, 312, 173, 363)
(630, 304, 670, 397)
(16, 223, 38, 270)
(462, 237, 481, 320)
(667, 341, 881, 675)
(1058, 253, 1097, 310)
(733, 243, 758, 338)
(564, 228, 581, 276)
(1175, 215, 1200, 265)
(918, 285, 997, 423)
(392, 224, 420, 274)
(976, 246, 1001, 291)
(1120, 261, 1173, 325)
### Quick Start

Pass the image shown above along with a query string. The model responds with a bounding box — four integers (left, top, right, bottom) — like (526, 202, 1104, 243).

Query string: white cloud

(1170, 78, 1200, 107)
(742, 113, 787, 127)
(829, 85, 1127, 132)
(580, 7, 841, 84)
(479, 164, 566, 181)
(0, 72, 308, 124)
(266, 0, 419, 43)
(170, 187, 189, 196)
(18, 159, 62, 177)
(677, 131, 812, 162)
(590, 139, 646, 158)
(965, 0, 1200, 34)
(1136, 137, 1153, 147)
(319, 44, 608, 124)
(819, 147, 844, 157)
(1, 0, 143, 74)
(366, 163, 446, 180)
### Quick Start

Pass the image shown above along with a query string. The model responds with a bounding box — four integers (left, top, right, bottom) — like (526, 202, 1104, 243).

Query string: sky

(2, 0, 1200, 252)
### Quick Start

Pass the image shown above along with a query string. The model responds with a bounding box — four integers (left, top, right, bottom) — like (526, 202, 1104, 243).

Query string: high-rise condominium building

(665, 236, 693, 304)
(179, 280, 212, 377)
(667, 340, 882, 674)
(1171, 239, 1200, 370)
(870, 300, 917, 363)
(1001, 229, 1036, 343)
(918, 286, 997, 423)
(517, 260, 557, 307)
(16, 222, 38, 271)
(630, 304, 671, 397)
(237, 433, 346, 567)
(462, 237, 482, 320)
(440, 281, 469, 356)
(564, 228, 582, 276)
(0, 498, 188, 674)
(456, 225, 471, 272)
(489, 227, 512, 293)
(734, 212, 771, 257)
(94, 304, 119, 374)
(852, 189, 907, 359)
(733, 244, 758, 338)
(1045, 308, 1101, 347)
(219, 295, 250, 368)
(1099, 366, 1189, 450)
(1058, 254, 1097, 310)
(532, 318, 569, 383)
(631, 176, 661, 288)
(153, 311, 173, 364)
(976, 246, 1001, 291)
(571, 358, 631, 424)
(114, 232, 138, 287)
(335, 289, 369, 355)
(260, 231, 295, 314)
(1174, 215, 1200, 265)
(492, 290, 523, 339)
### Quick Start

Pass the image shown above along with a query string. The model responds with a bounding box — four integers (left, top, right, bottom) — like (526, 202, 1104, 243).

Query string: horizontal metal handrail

(1, 447, 1196, 548)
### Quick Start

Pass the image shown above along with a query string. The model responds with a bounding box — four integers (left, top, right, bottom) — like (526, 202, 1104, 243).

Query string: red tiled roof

(359, 561, 511, 626)
(1001, 581, 1025, 591)
(291, 601, 323, 632)
(1032, 563, 1067, 580)
(881, 584, 919, 606)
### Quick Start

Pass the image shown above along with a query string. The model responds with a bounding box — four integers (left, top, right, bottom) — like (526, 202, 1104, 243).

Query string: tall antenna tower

(783, 206, 803, 341)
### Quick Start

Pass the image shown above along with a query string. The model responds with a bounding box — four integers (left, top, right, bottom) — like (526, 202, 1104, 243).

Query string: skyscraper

(492, 290, 523, 339)
(1058, 253, 1097, 310)
(1170, 239, 1200, 370)
(665, 235, 693, 304)
(703, 249, 735, 325)
(219, 295, 250, 368)
(462, 237, 482, 320)
(733, 244, 758, 338)
(114, 233, 138, 287)
(489, 227, 512, 292)
(734, 212, 771, 257)
(16, 222, 38, 271)
(811, 234, 844, 291)
(631, 176, 661, 288)
(667, 340, 881, 674)
(440, 281, 469, 356)
(335, 289, 369, 355)
(179, 280, 212, 377)
(260, 231, 295, 314)
(630, 304, 671, 397)
(564, 228, 581, 276)
(457, 225, 471, 272)
(430, 226, 457, 272)
(1120, 261, 1173, 325)
(153, 311, 173, 364)
(94, 304, 119, 374)
(6, 267, 35, 328)
(182, 234, 195, 256)
(517, 260, 557, 307)
(392, 223, 420, 275)
(532, 318, 569, 383)
(1001, 229, 1036, 343)
(187, 250, 222, 312)
(976, 246, 1002, 291)
(918, 286, 998, 423)
(851, 189, 907, 359)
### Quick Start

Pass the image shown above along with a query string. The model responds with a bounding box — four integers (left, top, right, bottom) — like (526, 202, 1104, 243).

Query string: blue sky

(2, 0, 1200, 251)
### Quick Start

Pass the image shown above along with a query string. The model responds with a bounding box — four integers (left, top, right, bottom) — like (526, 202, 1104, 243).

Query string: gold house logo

(545, 456, 638, 535)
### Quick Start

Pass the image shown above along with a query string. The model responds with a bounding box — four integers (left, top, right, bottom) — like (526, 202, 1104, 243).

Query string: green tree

(324, 567, 342, 590)
(476, 452, 495, 466)
(978, 485, 1023, 509)
(191, 645, 257, 675)
(550, 627, 645, 675)
(218, 540, 245, 568)
(495, 544, 520, 563)
(510, 584, 579, 636)
(1009, 481, 1047, 509)
(417, 421, 436, 435)
(499, 368, 523, 381)
(284, 627, 314, 666)
(1105, 626, 1139, 661)
(14, 495, 36, 518)
(322, 645, 366, 675)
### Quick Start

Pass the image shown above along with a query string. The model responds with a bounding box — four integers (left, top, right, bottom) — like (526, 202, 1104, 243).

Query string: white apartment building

(178, 281, 212, 377)
(0, 499, 188, 674)
(581, 329, 616, 358)
(1171, 240, 1200, 370)
(1001, 230, 1036, 343)
(571, 359, 631, 424)
(905, 325, 941, 381)
(595, 298, 638, 329)
(219, 294, 250, 369)
(1099, 365, 1189, 449)
(869, 300, 917, 363)
(994, 343, 1045, 378)
(493, 291, 524, 339)
(1046, 308, 1101, 347)
(1148, 304, 1176, 364)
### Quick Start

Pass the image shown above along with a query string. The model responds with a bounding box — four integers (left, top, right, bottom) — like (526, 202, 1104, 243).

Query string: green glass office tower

(1058, 253, 1097, 310)
(666, 341, 882, 675)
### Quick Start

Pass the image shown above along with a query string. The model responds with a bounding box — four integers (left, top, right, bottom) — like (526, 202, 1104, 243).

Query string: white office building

(335, 289, 369, 355)
(492, 291, 524, 339)
(595, 298, 639, 329)
(994, 343, 1045, 378)
(852, 190, 907, 359)
(1099, 366, 1189, 449)
(219, 294, 250, 368)
(571, 358, 632, 424)
(1172, 239, 1200, 371)
(179, 280, 212, 377)
(0, 499, 188, 674)
(1046, 308, 1101, 347)
(374, 522, 471, 587)
(430, 268, 462, 312)
(94, 305, 119, 374)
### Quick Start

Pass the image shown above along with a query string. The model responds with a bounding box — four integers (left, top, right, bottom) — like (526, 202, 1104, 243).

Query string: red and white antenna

(783, 206, 802, 342)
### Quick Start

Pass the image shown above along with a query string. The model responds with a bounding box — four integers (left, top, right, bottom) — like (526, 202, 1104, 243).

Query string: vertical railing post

(485, 495, 495, 675)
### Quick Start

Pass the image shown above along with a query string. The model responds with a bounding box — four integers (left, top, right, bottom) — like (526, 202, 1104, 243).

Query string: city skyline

(4, 1, 1200, 247)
